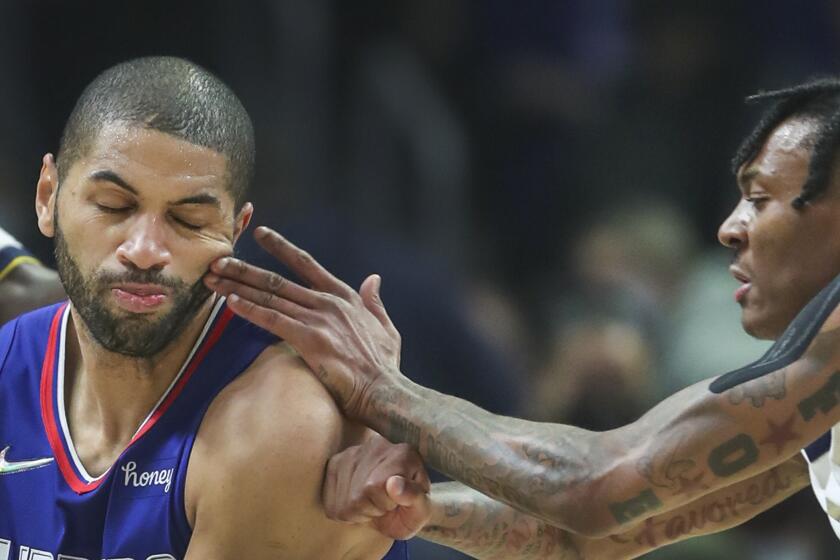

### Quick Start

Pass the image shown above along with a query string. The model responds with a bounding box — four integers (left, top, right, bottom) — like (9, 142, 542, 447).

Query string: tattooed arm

(364, 343, 834, 537)
(422, 456, 810, 560)
(205, 228, 840, 537)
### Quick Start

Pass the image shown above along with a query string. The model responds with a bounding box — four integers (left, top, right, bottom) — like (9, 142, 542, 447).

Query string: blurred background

(1, 0, 838, 558)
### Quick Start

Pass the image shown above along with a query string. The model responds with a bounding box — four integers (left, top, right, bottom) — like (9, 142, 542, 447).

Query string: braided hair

(732, 77, 840, 209)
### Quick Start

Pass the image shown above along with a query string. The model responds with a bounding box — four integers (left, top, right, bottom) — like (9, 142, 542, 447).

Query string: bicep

(186, 355, 392, 559)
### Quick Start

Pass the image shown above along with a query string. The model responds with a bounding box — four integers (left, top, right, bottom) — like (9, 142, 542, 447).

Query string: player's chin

(741, 305, 788, 341)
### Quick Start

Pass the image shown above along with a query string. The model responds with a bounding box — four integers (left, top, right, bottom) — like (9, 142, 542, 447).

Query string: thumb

(385, 475, 427, 507)
(360, 274, 391, 327)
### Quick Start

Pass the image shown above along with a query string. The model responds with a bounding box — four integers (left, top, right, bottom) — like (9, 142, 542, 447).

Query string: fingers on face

(206, 276, 309, 319)
(209, 258, 318, 308)
(225, 293, 305, 340)
(255, 227, 355, 299)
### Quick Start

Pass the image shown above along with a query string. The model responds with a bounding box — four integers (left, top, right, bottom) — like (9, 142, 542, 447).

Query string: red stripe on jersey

(41, 304, 234, 494)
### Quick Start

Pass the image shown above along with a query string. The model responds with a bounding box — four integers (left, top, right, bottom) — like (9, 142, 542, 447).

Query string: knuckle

(297, 250, 314, 267)
(232, 259, 248, 275)
(362, 480, 383, 498)
(266, 311, 282, 329)
(258, 290, 275, 309)
(323, 293, 342, 311)
(266, 272, 286, 294)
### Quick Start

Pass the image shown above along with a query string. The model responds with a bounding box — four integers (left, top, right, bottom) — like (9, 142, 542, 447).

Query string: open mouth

(730, 267, 751, 304)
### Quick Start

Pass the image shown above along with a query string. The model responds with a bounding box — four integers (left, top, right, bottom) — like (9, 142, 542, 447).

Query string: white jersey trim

(56, 297, 226, 483)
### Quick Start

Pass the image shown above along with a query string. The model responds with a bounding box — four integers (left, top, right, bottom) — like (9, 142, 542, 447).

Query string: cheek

(170, 235, 234, 281)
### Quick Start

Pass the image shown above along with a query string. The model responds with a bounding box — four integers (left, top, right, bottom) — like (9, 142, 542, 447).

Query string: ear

(232, 202, 254, 245)
(36, 153, 59, 238)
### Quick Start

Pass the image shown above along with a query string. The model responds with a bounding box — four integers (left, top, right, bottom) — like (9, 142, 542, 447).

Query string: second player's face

(718, 117, 840, 340)
(37, 122, 251, 357)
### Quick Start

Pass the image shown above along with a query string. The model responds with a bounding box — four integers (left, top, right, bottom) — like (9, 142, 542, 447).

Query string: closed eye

(745, 196, 769, 209)
(172, 215, 202, 230)
(96, 204, 132, 214)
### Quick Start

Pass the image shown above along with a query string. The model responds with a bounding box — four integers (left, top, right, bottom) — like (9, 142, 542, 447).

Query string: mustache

(94, 268, 188, 289)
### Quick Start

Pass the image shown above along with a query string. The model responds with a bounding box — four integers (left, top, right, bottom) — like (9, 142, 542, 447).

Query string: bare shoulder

(189, 340, 357, 494)
(184, 341, 386, 559)
(201, 341, 351, 452)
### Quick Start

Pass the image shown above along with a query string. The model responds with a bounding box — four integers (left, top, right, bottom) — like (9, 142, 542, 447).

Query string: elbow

(537, 437, 637, 538)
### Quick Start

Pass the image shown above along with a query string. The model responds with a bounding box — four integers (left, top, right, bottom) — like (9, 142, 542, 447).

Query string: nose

(115, 214, 172, 271)
(717, 199, 749, 250)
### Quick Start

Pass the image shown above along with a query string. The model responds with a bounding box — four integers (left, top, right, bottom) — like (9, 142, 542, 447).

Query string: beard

(53, 224, 212, 358)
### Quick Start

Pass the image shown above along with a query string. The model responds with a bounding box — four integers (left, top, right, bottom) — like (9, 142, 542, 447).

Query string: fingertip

(211, 258, 229, 272)
(386, 475, 406, 497)
(228, 293, 240, 305)
(255, 226, 270, 238)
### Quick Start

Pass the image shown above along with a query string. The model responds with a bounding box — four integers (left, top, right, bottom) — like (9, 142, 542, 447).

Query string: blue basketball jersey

(0, 299, 408, 560)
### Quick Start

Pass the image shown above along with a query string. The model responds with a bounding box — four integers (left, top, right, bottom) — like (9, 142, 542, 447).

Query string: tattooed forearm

(602, 457, 810, 557)
(707, 434, 760, 477)
(422, 457, 810, 560)
(370, 377, 617, 534)
(421, 482, 585, 560)
(361, 327, 840, 537)
(608, 490, 662, 524)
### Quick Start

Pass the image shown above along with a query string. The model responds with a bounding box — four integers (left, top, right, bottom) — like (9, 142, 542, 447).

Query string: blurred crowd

(2, 1, 840, 558)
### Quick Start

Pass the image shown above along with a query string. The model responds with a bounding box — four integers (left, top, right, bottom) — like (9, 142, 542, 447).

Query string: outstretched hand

(204, 226, 403, 420)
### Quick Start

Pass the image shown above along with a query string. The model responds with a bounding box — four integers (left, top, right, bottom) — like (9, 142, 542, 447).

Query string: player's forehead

(736, 117, 819, 193)
(72, 121, 232, 203)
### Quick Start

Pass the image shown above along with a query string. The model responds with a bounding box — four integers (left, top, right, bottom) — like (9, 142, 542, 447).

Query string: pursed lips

(111, 283, 171, 311)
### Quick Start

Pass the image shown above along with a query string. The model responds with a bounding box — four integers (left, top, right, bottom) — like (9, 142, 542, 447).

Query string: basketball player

(207, 77, 840, 557)
(0, 225, 63, 324)
(0, 56, 409, 560)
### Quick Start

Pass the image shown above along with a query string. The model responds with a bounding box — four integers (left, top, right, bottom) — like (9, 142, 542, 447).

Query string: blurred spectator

(534, 318, 653, 430)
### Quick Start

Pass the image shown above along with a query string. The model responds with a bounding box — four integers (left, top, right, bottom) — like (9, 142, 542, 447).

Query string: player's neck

(63, 296, 217, 446)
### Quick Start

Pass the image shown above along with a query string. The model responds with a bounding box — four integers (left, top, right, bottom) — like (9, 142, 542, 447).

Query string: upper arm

(186, 343, 393, 560)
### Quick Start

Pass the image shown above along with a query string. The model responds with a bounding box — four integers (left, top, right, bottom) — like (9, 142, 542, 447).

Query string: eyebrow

(89, 169, 221, 208)
(737, 167, 759, 193)
(90, 169, 138, 195)
(172, 193, 221, 208)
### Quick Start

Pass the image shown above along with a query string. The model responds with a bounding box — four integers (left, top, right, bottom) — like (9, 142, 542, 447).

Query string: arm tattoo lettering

(609, 489, 663, 524)
(707, 434, 759, 477)
(364, 323, 840, 534)
(798, 371, 840, 421)
(610, 460, 807, 551)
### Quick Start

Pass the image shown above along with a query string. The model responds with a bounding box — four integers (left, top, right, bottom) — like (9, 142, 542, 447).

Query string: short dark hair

(56, 56, 254, 208)
(732, 77, 840, 209)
